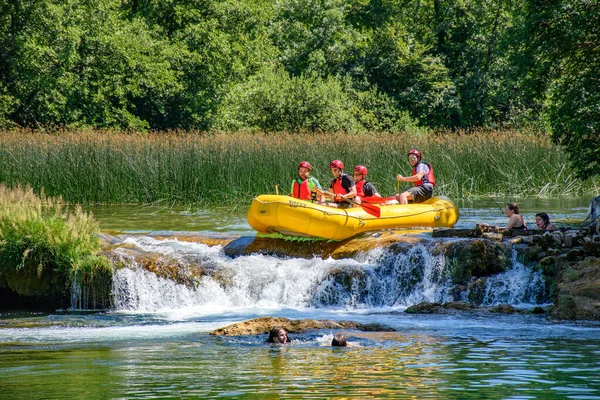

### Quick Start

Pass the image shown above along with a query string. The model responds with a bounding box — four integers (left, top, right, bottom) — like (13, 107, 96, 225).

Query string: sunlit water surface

(1, 197, 599, 399)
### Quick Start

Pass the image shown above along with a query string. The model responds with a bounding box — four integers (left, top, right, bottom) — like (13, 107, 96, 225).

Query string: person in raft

(395, 149, 436, 204)
(352, 165, 381, 204)
(290, 161, 322, 202)
(482, 202, 527, 230)
(266, 327, 291, 344)
(535, 212, 557, 231)
(324, 160, 357, 208)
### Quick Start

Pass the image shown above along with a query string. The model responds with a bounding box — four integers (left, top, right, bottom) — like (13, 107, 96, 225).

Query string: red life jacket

(292, 178, 312, 200)
(332, 175, 350, 202)
(413, 162, 436, 187)
(355, 180, 366, 197)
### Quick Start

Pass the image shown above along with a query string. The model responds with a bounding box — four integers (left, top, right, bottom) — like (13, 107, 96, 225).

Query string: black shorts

(407, 185, 433, 203)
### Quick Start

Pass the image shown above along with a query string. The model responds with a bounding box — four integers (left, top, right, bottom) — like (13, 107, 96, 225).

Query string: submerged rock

(209, 316, 394, 336)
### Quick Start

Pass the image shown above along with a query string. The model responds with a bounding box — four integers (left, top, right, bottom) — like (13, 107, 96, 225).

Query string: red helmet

(298, 161, 312, 171)
(329, 160, 344, 169)
(408, 149, 421, 159)
(353, 165, 368, 175)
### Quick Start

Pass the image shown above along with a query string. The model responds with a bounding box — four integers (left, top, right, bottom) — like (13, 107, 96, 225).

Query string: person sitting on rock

(331, 333, 347, 347)
(535, 212, 557, 231)
(266, 327, 291, 344)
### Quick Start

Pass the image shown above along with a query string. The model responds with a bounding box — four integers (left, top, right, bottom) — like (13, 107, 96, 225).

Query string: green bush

(215, 67, 360, 132)
(0, 184, 110, 301)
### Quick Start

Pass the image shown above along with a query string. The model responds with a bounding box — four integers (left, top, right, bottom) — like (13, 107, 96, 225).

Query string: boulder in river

(210, 316, 394, 336)
(432, 239, 511, 284)
(551, 256, 600, 320)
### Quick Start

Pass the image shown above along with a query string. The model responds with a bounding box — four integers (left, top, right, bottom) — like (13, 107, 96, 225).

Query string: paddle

(322, 191, 381, 218)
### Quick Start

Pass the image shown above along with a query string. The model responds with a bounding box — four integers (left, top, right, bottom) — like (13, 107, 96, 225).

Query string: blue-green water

(1, 197, 599, 399)
(2, 311, 600, 399)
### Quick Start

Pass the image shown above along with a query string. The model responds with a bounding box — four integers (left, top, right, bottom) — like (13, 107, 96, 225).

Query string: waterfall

(103, 236, 549, 312)
(479, 251, 548, 306)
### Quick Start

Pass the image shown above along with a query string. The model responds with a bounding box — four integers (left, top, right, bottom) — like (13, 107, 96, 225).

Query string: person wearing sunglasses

(395, 149, 436, 204)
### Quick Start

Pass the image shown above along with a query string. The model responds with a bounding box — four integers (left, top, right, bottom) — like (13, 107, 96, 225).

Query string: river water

(1, 197, 600, 399)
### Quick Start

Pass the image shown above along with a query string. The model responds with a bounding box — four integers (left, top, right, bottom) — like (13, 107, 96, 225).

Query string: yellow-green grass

(0, 129, 597, 206)
(0, 184, 110, 305)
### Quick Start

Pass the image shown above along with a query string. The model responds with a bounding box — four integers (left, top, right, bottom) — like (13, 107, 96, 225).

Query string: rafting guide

(395, 149, 436, 204)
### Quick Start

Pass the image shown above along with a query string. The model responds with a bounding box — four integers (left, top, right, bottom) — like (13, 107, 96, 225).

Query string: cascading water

(479, 250, 548, 306)
(104, 236, 549, 313)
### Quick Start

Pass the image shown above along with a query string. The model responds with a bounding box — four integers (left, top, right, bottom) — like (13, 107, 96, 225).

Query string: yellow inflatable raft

(247, 195, 459, 240)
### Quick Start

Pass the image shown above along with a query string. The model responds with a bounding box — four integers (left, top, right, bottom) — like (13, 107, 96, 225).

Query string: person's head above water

(331, 333, 347, 347)
(267, 327, 291, 344)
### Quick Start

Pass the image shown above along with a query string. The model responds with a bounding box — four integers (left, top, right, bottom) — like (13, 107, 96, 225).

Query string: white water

(104, 236, 549, 314)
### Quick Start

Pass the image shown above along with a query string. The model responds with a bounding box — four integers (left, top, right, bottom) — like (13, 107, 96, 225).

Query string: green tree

(269, 0, 361, 77)
(0, 0, 182, 129)
(526, 0, 600, 179)
(215, 66, 359, 132)
(362, 22, 460, 127)
(127, 0, 276, 130)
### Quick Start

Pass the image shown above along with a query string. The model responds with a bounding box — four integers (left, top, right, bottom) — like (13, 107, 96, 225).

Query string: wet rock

(531, 234, 556, 249)
(404, 302, 443, 314)
(490, 304, 518, 314)
(405, 301, 475, 314)
(223, 231, 428, 260)
(551, 257, 600, 320)
(444, 301, 475, 311)
(309, 265, 368, 307)
(566, 248, 586, 262)
(540, 256, 556, 266)
(433, 239, 511, 284)
(482, 232, 503, 242)
(98, 233, 122, 245)
(583, 242, 600, 257)
(466, 277, 488, 305)
(532, 306, 546, 314)
(432, 228, 478, 238)
(507, 237, 522, 245)
(551, 231, 565, 246)
(209, 316, 395, 336)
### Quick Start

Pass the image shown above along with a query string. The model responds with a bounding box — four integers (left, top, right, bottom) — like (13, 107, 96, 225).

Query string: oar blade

(360, 202, 381, 218)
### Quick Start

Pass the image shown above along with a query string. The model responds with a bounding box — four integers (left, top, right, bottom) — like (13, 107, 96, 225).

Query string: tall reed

(0, 129, 597, 205)
(0, 183, 110, 301)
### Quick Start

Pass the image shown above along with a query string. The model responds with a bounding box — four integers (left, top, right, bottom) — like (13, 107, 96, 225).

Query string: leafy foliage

(0, 0, 598, 177)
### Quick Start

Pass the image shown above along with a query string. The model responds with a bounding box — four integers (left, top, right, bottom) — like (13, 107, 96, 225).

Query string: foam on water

(107, 236, 550, 315)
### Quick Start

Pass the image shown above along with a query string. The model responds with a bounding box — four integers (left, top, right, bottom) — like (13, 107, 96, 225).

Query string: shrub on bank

(0, 185, 111, 305)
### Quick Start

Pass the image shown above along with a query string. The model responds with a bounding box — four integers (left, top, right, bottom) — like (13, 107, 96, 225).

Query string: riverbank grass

(0, 185, 110, 306)
(0, 129, 598, 205)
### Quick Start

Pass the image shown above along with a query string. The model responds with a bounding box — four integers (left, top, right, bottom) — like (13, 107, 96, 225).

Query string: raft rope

(256, 199, 455, 222)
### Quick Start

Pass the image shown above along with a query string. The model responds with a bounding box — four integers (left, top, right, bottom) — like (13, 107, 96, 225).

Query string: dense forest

(0, 0, 598, 178)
